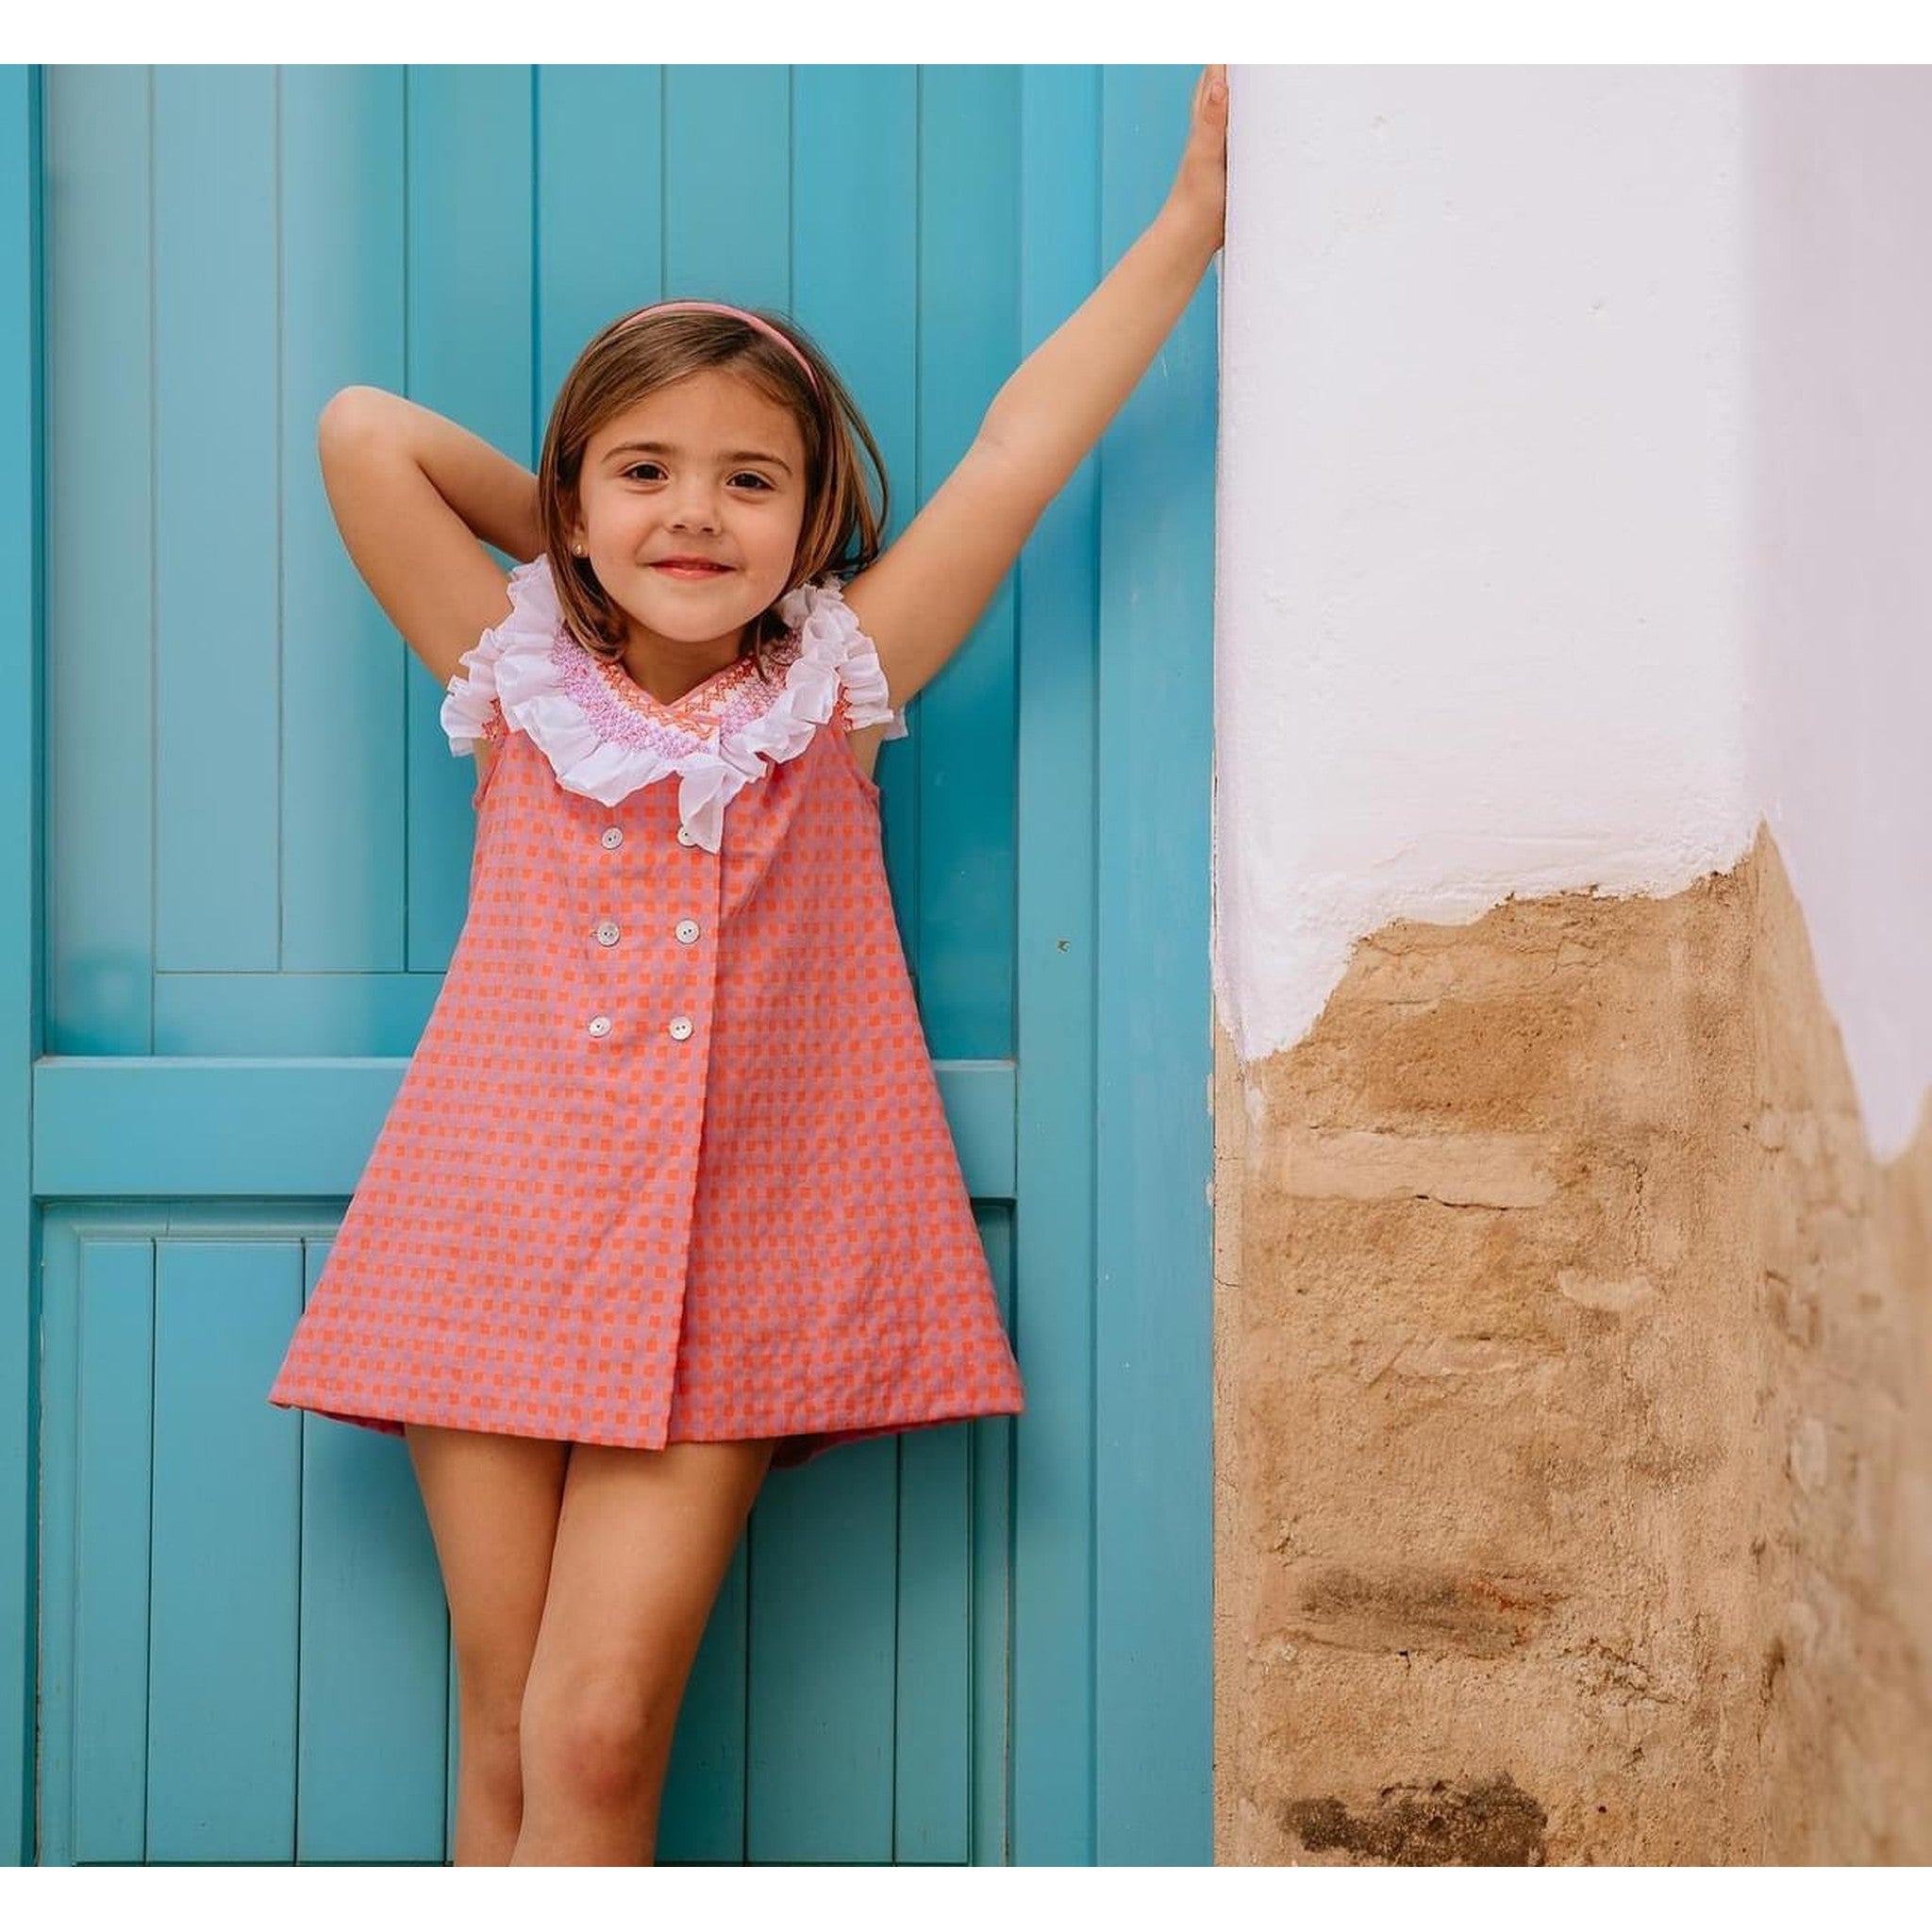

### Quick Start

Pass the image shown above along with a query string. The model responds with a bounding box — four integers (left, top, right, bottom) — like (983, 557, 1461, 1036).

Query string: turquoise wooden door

(0, 63, 1215, 1866)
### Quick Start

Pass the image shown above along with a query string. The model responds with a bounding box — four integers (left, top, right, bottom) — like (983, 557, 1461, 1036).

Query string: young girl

(268, 66, 1227, 1868)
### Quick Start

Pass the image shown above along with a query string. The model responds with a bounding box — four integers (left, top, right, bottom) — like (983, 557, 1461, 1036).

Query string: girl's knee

(519, 1671, 677, 1807)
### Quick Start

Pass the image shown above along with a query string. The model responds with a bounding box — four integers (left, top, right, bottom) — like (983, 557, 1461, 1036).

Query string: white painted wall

(1742, 67, 1932, 1159)
(1212, 64, 1932, 1158)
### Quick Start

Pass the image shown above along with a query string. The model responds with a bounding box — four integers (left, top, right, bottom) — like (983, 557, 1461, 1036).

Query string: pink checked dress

(267, 554, 1024, 1470)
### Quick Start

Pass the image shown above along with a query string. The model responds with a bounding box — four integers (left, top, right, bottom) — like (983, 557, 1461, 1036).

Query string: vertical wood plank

(405, 65, 533, 969)
(746, 1438, 898, 1863)
(294, 1236, 449, 1864)
(280, 65, 409, 976)
(535, 64, 664, 416)
(30, 1219, 78, 1866)
(893, 1411, 972, 1863)
(791, 63, 920, 941)
(44, 64, 156, 1057)
(914, 65, 1020, 1064)
(1010, 59, 1103, 1869)
(1092, 64, 1216, 1868)
(969, 1208, 1017, 1867)
(73, 1241, 158, 1863)
(0, 58, 38, 1869)
(146, 1241, 302, 1861)
(655, 1533, 750, 1863)
(661, 66, 788, 309)
(443, 1641, 458, 1862)
(153, 67, 280, 974)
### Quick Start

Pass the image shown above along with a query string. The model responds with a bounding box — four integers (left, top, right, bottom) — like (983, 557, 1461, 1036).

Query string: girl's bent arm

(316, 390, 526, 691)
(326, 387, 543, 567)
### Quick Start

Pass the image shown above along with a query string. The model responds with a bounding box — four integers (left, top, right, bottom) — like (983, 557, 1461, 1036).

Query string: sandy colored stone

(1212, 824, 1932, 1863)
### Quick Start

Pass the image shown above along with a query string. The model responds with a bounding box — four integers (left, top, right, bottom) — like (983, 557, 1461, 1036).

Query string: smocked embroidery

(440, 554, 907, 851)
(553, 627, 794, 758)
(588, 648, 765, 741)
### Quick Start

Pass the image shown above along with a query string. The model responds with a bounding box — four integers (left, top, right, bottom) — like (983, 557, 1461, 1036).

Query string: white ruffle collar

(439, 553, 907, 851)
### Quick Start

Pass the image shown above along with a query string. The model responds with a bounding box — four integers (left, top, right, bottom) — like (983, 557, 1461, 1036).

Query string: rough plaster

(1214, 64, 1932, 1159)
(1213, 65, 1757, 1079)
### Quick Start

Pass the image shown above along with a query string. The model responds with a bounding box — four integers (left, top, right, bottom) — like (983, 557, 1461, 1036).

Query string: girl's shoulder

(439, 554, 557, 755)
(775, 573, 907, 741)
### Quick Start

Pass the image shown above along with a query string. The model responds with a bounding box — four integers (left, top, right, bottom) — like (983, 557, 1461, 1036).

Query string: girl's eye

(621, 463, 774, 491)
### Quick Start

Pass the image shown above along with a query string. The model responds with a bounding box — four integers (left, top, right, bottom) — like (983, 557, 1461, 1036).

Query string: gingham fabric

(267, 556, 1024, 1470)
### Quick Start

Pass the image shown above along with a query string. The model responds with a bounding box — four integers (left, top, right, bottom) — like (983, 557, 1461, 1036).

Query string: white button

(667, 1015, 693, 1041)
(588, 1015, 611, 1039)
(601, 825, 624, 849)
(675, 919, 700, 944)
(676, 824, 698, 846)
(596, 920, 620, 946)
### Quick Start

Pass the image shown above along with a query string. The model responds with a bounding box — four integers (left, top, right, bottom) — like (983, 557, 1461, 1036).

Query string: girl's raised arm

(841, 65, 1228, 713)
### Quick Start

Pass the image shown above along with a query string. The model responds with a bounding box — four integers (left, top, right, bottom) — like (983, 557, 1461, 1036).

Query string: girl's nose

(667, 482, 722, 531)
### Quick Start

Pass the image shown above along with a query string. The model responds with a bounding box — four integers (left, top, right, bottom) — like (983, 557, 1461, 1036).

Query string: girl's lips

(653, 561, 731, 578)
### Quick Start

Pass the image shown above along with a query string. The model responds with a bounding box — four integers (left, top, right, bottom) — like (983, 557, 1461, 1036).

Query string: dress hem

(265, 1391, 1023, 1470)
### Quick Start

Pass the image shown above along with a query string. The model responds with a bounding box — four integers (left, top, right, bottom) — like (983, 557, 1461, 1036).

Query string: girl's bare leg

(404, 1424, 571, 1865)
(510, 1437, 778, 1865)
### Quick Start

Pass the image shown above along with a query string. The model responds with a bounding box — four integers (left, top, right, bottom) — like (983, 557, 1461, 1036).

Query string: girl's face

(569, 366, 810, 655)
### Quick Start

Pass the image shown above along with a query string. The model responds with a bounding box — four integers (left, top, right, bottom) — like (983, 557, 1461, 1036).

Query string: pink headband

(618, 299, 821, 398)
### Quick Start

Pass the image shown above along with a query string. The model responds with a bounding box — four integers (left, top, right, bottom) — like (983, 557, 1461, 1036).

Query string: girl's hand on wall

(1169, 64, 1228, 254)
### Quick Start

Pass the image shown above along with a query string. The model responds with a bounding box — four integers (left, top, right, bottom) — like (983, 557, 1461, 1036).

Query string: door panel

(7, 61, 1215, 1866)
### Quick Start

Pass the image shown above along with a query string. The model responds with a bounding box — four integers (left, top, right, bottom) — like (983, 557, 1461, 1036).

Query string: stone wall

(1212, 826, 1932, 1862)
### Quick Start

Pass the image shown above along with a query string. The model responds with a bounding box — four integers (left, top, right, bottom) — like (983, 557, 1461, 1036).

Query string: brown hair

(536, 304, 890, 683)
